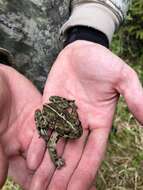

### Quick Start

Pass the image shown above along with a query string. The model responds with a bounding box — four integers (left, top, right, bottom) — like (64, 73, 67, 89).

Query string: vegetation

(2, 0, 143, 189)
(96, 0, 143, 189)
(2, 178, 20, 190)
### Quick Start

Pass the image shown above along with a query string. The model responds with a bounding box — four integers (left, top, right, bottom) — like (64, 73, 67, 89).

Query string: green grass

(2, 178, 21, 190)
(96, 100, 143, 189)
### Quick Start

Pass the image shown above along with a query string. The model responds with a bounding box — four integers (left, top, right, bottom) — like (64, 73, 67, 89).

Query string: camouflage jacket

(0, 0, 131, 91)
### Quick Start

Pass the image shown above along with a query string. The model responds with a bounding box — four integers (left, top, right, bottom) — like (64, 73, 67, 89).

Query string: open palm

(32, 41, 143, 190)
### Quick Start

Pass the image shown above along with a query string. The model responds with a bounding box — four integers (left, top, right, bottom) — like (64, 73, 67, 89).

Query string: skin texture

(0, 40, 143, 190)
(0, 65, 45, 189)
(30, 41, 143, 190)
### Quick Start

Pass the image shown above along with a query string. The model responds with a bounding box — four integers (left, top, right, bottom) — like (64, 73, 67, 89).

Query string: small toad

(35, 96, 83, 169)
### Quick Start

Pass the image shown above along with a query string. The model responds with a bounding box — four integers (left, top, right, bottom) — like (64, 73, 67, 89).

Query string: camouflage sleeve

(61, 0, 132, 43)
(0, 0, 70, 91)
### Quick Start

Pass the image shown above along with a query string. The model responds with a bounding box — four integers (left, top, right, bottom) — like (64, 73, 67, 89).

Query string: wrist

(64, 26, 109, 48)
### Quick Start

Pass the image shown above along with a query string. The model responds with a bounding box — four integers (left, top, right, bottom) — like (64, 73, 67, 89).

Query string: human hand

(30, 40, 143, 190)
(0, 65, 47, 189)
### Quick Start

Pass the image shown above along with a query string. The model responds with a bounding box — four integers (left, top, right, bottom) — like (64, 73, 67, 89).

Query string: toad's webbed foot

(55, 157, 65, 169)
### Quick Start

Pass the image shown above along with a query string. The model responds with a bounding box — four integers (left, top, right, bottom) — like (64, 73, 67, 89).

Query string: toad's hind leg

(47, 131, 65, 169)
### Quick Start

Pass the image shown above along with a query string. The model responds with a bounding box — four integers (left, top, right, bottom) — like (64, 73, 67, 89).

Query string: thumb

(0, 144, 8, 187)
(116, 63, 143, 124)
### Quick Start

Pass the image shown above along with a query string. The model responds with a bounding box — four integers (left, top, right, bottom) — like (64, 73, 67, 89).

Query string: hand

(30, 40, 143, 190)
(0, 65, 46, 189)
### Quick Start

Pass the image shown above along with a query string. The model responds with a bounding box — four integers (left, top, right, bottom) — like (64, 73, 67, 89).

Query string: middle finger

(47, 130, 89, 190)
(30, 138, 66, 190)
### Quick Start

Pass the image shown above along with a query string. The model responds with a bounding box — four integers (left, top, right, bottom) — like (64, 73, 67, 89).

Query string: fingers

(0, 144, 8, 187)
(116, 63, 143, 124)
(30, 153, 54, 190)
(27, 131, 46, 170)
(47, 130, 88, 190)
(9, 156, 33, 190)
(67, 127, 110, 190)
(30, 138, 66, 190)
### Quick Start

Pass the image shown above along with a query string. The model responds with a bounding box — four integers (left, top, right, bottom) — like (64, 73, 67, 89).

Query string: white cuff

(61, 3, 120, 43)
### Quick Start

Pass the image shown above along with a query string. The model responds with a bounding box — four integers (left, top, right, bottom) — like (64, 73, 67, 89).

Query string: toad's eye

(35, 109, 41, 117)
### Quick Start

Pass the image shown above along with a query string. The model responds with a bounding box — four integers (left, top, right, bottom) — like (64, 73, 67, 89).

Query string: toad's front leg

(47, 131, 65, 169)
(35, 109, 49, 142)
